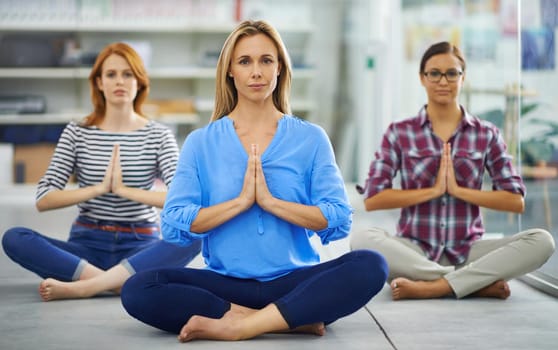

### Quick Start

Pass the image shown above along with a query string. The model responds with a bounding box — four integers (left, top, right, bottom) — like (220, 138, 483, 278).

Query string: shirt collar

(418, 104, 475, 129)
(418, 105, 429, 126)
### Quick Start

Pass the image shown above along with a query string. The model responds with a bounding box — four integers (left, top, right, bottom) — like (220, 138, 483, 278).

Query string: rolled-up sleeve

(161, 205, 206, 246)
(362, 124, 399, 199)
(161, 131, 208, 246)
(485, 126, 525, 196)
(310, 127, 353, 245)
(315, 202, 353, 244)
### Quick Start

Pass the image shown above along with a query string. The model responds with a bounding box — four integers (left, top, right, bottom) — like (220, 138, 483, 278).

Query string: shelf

(0, 112, 199, 125)
(0, 22, 314, 34)
(0, 68, 77, 79)
(0, 5, 317, 139)
(0, 113, 81, 124)
(0, 67, 316, 79)
(0, 104, 316, 125)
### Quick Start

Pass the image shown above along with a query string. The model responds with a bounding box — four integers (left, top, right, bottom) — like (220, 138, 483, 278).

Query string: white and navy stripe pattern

(36, 121, 179, 223)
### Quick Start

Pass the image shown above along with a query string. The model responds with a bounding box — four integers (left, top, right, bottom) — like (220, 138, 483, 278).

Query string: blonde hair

(83, 42, 150, 126)
(211, 20, 292, 122)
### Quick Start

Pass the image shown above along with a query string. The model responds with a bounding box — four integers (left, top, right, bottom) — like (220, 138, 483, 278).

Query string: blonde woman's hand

(253, 144, 273, 210)
(238, 144, 257, 210)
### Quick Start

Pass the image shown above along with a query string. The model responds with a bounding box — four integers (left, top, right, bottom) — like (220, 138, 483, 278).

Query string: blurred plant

(520, 102, 558, 165)
(479, 102, 558, 166)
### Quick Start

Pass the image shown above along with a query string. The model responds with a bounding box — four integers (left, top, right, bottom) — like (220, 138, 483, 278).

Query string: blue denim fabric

(2, 216, 201, 281)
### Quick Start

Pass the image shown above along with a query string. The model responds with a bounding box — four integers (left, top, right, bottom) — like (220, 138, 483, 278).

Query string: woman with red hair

(2, 42, 200, 301)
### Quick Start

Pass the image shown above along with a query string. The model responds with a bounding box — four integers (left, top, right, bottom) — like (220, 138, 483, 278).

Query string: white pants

(350, 227, 555, 298)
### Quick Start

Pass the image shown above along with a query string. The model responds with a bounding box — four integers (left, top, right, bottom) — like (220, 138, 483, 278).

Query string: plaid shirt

(360, 106, 525, 264)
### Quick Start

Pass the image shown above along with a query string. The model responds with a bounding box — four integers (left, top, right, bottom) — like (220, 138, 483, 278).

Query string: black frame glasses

(423, 69, 463, 83)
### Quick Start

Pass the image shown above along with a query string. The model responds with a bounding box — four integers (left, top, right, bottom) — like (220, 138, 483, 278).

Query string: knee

(349, 227, 388, 251)
(527, 228, 555, 261)
(120, 272, 143, 315)
(2, 227, 31, 257)
(351, 250, 389, 295)
(121, 270, 157, 319)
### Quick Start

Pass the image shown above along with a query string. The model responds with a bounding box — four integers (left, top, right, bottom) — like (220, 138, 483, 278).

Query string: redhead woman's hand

(99, 144, 116, 194)
(110, 144, 126, 195)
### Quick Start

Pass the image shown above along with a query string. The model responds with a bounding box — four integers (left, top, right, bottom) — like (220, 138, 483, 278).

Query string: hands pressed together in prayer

(433, 143, 460, 197)
(239, 144, 274, 211)
(100, 144, 126, 196)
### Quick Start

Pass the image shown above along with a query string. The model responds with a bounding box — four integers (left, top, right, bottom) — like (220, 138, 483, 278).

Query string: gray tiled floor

(1, 185, 557, 350)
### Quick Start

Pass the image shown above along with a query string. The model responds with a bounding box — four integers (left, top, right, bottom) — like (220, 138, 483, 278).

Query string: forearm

(261, 197, 328, 232)
(190, 197, 252, 233)
(364, 188, 440, 211)
(114, 186, 167, 208)
(452, 187, 524, 213)
(36, 185, 104, 211)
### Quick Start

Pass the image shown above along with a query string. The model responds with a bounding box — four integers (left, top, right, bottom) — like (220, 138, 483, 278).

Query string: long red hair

(83, 42, 150, 126)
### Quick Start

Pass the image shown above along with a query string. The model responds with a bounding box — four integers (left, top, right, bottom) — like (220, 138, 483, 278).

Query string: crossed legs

(121, 250, 388, 342)
(177, 303, 325, 342)
(350, 227, 555, 300)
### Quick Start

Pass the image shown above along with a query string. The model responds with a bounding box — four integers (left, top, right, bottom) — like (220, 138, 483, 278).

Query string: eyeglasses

(423, 69, 463, 83)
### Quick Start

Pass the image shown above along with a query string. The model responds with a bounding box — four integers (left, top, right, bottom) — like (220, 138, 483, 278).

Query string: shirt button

(441, 197, 447, 205)
(440, 222, 446, 228)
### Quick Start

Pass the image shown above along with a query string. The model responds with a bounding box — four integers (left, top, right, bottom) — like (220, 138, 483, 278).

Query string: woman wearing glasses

(350, 41, 554, 300)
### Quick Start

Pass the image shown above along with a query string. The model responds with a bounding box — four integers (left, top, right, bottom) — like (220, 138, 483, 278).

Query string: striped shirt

(36, 121, 179, 223)
(359, 106, 525, 264)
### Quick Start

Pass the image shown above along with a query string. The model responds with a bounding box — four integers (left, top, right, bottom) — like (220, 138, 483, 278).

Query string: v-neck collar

(223, 115, 285, 159)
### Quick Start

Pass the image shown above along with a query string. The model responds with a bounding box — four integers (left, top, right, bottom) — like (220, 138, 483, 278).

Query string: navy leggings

(121, 249, 388, 334)
(2, 217, 201, 281)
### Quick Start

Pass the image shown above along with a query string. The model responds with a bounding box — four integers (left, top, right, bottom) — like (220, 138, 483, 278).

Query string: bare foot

(177, 303, 317, 342)
(39, 278, 87, 301)
(390, 277, 453, 300)
(230, 304, 324, 336)
(229, 303, 258, 318)
(178, 313, 242, 342)
(470, 280, 510, 299)
(289, 323, 326, 336)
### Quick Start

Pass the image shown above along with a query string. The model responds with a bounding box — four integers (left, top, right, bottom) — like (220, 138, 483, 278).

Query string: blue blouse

(161, 115, 353, 281)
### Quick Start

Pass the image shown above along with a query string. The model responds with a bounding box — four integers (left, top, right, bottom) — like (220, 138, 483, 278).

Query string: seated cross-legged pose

(2, 42, 200, 301)
(350, 41, 555, 301)
(120, 20, 388, 342)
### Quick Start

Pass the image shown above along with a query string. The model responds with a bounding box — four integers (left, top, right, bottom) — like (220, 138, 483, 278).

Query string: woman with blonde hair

(120, 20, 388, 342)
(2, 42, 200, 301)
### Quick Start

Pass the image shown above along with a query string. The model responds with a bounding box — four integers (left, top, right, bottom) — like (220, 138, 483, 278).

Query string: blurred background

(0, 0, 556, 294)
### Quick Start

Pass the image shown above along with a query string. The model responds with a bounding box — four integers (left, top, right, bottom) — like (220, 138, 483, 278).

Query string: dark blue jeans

(121, 249, 388, 334)
(2, 216, 201, 281)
